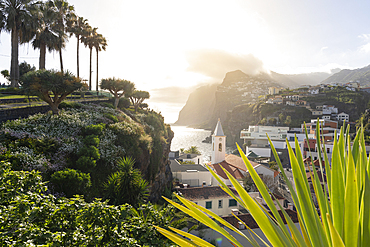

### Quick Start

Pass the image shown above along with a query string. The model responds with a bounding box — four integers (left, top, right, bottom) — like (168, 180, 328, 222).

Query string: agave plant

(155, 124, 370, 246)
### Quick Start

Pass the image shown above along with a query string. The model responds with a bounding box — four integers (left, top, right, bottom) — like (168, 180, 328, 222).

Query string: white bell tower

(211, 119, 226, 164)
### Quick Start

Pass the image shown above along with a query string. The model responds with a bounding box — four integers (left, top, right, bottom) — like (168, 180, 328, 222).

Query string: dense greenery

(0, 161, 181, 246)
(0, 102, 172, 201)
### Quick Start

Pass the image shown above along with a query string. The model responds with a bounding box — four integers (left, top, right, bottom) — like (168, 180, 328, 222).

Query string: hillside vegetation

(0, 102, 173, 202)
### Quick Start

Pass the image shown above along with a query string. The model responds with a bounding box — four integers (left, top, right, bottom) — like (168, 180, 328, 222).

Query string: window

(218, 143, 222, 152)
(229, 199, 237, 207)
(206, 201, 212, 209)
(218, 200, 223, 208)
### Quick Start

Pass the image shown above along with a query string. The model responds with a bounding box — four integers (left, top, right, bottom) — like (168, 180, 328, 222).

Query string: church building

(208, 119, 277, 186)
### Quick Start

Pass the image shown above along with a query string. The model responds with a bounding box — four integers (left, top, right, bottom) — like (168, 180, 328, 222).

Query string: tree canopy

(128, 90, 150, 112)
(100, 77, 135, 108)
(21, 69, 86, 114)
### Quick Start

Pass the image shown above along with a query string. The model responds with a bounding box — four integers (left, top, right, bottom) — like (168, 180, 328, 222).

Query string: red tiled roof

(177, 186, 238, 200)
(222, 209, 298, 229)
(209, 162, 245, 180)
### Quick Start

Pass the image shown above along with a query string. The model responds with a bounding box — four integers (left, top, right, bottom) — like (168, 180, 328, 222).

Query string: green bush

(59, 101, 82, 109)
(100, 102, 115, 109)
(83, 135, 100, 146)
(118, 97, 131, 109)
(82, 123, 105, 136)
(104, 112, 119, 123)
(79, 146, 100, 160)
(76, 156, 97, 170)
(50, 168, 91, 197)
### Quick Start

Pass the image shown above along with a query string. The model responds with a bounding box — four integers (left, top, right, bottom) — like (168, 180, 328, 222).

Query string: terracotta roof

(177, 186, 238, 200)
(274, 170, 280, 178)
(225, 154, 260, 171)
(222, 209, 298, 229)
(209, 162, 245, 180)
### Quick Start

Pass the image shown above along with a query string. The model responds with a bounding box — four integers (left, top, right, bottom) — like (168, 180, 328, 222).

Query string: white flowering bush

(8, 146, 51, 172)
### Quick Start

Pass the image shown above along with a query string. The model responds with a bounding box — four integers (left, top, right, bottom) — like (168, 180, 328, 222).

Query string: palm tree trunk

(89, 47, 92, 91)
(77, 35, 80, 78)
(39, 42, 46, 70)
(10, 26, 19, 88)
(59, 48, 63, 73)
(96, 49, 99, 95)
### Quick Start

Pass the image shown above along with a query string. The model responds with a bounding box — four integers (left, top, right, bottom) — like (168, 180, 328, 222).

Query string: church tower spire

(211, 119, 226, 164)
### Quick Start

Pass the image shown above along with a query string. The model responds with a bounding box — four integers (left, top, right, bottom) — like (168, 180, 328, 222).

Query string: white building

(170, 160, 215, 187)
(240, 126, 289, 148)
(337, 112, 349, 122)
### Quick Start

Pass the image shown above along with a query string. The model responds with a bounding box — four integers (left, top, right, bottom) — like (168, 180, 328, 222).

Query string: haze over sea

(170, 126, 233, 163)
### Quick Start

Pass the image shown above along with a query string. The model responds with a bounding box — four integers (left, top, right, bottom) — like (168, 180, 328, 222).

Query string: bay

(170, 125, 233, 163)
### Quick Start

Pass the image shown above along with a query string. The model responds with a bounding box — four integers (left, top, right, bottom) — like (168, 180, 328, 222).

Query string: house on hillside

(337, 112, 349, 122)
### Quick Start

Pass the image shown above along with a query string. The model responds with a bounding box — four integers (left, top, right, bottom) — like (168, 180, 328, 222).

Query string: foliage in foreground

(156, 124, 370, 246)
(0, 161, 178, 246)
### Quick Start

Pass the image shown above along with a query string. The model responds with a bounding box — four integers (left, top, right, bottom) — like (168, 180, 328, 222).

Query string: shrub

(59, 101, 82, 109)
(76, 156, 97, 170)
(82, 123, 105, 136)
(118, 97, 131, 109)
(100, 102, 115, 109)
(50, 168, 91, 197)
(83, 135, 100, 146)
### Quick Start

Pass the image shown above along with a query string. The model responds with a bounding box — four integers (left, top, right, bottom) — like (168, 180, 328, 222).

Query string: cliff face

(148, 129, 173, 202)
(174, 84, 218, 126)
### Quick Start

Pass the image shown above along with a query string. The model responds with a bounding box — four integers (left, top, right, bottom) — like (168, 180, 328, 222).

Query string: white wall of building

(192, 197, 241, 217)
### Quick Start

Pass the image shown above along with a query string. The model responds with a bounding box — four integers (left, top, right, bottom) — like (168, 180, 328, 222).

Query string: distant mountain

(175, 69, 333, 128)
(322, 64, 370, 86)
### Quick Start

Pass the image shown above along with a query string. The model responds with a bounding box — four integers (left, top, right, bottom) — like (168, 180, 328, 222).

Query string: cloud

(358, 34, 370, 53)
(186, 49, 268, 80)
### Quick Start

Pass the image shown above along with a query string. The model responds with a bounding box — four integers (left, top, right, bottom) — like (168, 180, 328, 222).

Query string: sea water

(170, 126, 233, 163)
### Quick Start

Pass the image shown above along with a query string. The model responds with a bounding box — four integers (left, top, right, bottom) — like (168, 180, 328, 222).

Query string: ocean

(170, 125, 233, 163)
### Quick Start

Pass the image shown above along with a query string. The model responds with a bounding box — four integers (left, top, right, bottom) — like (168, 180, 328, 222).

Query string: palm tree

(67, 16, 89, 78)
(32, 1, 60, 70)
(94, 33, 107, 93)
(49, 0, 75, 73)
(0, 0, 39, 87)
(81, 26, 97, 91)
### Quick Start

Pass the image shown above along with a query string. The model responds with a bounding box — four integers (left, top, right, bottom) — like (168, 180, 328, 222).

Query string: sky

(1, 0, 370, 123)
